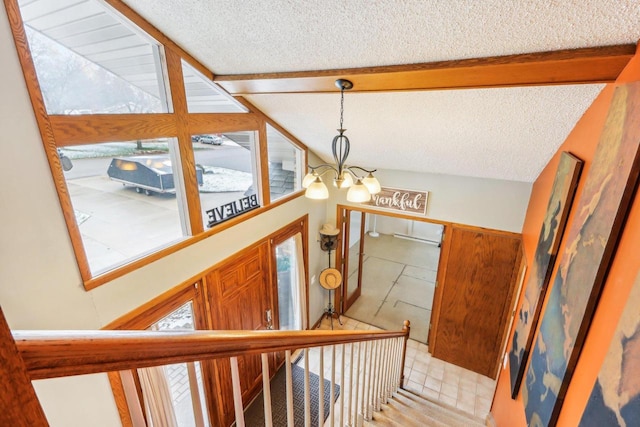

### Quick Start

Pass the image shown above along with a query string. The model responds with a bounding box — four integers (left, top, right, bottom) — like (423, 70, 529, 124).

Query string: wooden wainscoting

(431, 225, 522, 379)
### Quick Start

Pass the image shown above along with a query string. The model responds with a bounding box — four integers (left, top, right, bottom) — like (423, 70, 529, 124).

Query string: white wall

(0, 4, 327, 425)
(371, 215, 444, 243)
(326, 168, 531, 233)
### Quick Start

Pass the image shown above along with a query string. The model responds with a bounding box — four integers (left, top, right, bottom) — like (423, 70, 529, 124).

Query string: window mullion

(165, 49, 204, 235)
(258, 122, 271, 206)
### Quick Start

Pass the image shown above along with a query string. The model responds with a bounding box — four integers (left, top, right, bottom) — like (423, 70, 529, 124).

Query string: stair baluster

(339, 343, 346, 427)
(285, 350, 294, 427)
(319, 346, 324, 427)
(329, 345, 336, 427)
(304, 348, 311, 427)
(261, 353, 273, 427)
(230, 356, 245, 427)
(352, 341, 361, 426)
(367, 340, 377, 420)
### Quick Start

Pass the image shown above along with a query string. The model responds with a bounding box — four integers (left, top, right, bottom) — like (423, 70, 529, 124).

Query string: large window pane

(59, 139, 187, 275)
(20, 0, 169, 114)
(266, 124, 303, 201)
(191, 132, 261, 228)
(182, 60, 247, 113)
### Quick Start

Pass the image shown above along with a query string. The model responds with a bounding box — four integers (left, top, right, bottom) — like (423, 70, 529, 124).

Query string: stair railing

(13, 320, 411, 426)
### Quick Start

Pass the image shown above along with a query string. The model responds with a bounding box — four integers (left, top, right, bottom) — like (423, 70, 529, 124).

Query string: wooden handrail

(14, 328, 408, 380)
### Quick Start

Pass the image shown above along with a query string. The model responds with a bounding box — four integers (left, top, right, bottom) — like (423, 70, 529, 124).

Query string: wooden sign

(363, 187, 428, 215)
(207, 194, 260, 227)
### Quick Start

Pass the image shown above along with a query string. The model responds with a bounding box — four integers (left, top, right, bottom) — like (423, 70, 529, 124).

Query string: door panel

(206, 242, 271, 426)
(432, 226, 522, 378)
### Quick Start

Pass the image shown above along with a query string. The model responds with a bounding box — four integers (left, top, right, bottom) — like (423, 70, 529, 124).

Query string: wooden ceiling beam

(215, 44, 637, 95)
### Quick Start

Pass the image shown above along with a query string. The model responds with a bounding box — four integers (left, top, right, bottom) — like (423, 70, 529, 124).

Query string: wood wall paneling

(432, 226, 522, 378)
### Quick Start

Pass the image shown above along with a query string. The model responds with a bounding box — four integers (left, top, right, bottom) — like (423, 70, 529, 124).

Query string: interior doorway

(339, 208, 443, 343)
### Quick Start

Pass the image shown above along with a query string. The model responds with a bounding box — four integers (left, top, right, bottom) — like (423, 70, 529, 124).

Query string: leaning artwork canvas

(579, 272, 640, 427)
(523, 82, 640, 427)
(509, 152, 582, 398)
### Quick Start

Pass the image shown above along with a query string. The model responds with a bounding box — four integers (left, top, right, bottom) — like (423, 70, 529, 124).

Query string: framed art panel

(509, 152, 583, 398)
(579, 271, 640, 426)
(524, 82, 640, 427)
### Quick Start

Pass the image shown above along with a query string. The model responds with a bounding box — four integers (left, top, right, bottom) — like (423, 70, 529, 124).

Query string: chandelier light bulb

(346, 179, 371, 203)
(305, 176, 329, 199)
(302, 171, 318, 188)
(362, 172, 381, 194)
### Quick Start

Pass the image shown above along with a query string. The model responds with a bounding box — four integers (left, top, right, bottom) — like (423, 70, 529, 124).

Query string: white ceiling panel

(87, 1, 640, 181)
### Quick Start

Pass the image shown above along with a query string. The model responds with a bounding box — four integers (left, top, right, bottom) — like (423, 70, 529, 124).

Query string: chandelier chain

(339, 86, 344, 130)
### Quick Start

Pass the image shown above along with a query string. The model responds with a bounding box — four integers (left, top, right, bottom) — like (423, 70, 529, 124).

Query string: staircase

(6, 311, 492, 427)
(363, 388, 486, 426)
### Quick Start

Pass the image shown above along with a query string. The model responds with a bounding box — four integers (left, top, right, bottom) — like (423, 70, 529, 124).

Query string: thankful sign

(363, 187, 428, 215)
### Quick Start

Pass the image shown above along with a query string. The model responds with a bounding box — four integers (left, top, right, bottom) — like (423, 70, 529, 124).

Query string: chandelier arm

(345, 166, 377, 174)
(308, 164, 339, 176)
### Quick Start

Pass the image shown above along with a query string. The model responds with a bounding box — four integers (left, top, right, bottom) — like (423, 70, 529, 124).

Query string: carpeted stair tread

(364, 389, 485, 427)
(396, 389, 485, 425)
(370, 402, 451, 427)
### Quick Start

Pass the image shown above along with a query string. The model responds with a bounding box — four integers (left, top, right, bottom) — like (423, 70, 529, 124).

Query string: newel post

(399, 320, 410, 389)
(0, 307, 48, 426)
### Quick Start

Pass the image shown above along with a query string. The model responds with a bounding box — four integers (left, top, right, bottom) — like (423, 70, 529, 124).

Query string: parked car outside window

(199, 135, 223, 145)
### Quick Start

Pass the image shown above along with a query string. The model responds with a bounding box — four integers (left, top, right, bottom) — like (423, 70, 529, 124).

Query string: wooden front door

(205, 242, 273, 426)
(431, 225, 522, 378)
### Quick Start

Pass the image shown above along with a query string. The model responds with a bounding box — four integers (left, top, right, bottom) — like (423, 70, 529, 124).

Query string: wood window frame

(268, 215, 310, 331)
(4, 0, 308, 290)
(104, 281, 211, 426)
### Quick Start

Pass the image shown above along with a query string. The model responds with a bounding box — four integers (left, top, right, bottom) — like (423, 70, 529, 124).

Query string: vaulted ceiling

(122, 0, 640, 183)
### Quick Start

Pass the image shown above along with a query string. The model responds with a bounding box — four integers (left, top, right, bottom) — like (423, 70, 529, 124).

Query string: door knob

(265, 309, 273, 330)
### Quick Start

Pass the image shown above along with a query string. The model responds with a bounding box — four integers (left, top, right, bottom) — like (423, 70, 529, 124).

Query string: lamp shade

(346, 179, 371, 202)
(362, 173, 381, 194)
(302, 171, 318, 188)
(305, 177, 329, 199)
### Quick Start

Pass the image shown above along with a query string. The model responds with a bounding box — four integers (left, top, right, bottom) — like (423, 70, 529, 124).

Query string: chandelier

(302, 79, 381, 202)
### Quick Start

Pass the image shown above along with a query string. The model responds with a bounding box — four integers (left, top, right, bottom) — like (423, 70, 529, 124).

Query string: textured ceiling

(246, 85, 603, 181)
(122, 0, 640, 182)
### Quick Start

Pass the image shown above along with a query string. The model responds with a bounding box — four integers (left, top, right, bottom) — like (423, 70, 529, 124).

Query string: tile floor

(344, 233, 439, 343)
(309, 316, 495, 420)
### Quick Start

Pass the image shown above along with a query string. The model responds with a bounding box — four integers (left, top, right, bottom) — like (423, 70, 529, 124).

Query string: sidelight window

(138, 301, 210, 427)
